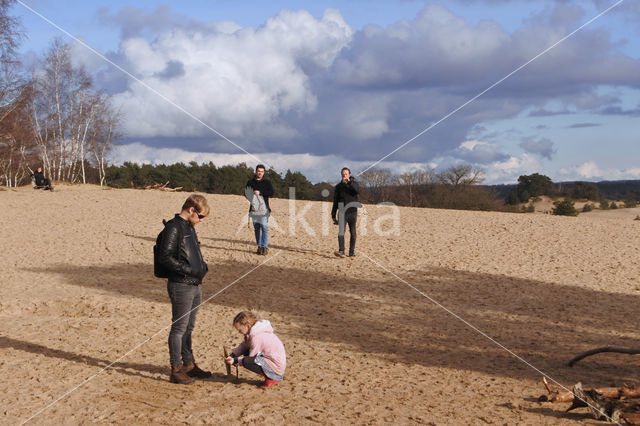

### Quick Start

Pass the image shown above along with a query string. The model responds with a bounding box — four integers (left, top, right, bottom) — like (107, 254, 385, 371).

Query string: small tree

(552, 199, 578, 216)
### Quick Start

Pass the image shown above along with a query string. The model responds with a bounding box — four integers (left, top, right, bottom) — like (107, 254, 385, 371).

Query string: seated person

(32, 167, 53, 191)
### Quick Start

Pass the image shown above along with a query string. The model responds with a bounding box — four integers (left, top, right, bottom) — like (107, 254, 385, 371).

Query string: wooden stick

(223, 346, 231, 376)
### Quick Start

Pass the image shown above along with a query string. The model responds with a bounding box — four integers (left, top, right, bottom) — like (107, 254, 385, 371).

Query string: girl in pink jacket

(225, 311, 286, 389)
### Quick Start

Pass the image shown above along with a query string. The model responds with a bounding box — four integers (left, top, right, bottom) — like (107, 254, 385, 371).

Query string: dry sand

(1, 184, 639, 424)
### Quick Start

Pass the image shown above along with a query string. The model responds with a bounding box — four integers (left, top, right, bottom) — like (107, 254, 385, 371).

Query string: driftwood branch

(539, 377, 640, 403)
(539, 378, 640, 424)
(568, 346, 640, 367)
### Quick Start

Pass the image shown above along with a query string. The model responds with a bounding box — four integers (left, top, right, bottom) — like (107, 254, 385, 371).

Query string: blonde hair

(233, 311, 259, 328)
(182, 194, 210, 217)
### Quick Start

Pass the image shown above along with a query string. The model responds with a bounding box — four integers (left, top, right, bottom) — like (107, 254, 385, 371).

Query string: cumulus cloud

(560, 161, 640, 181)
(88, 2, 640, 174)
(483, 153, 543, 183)
(451, 140, 509, 164)
(106, 8, 352, 144)
(519, 137, 556, 159)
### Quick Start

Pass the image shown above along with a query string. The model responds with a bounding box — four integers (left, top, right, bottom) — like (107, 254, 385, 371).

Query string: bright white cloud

(483, 153, 543, 183)
(111, 9, 352, 140)
(560, 161, 640, 181)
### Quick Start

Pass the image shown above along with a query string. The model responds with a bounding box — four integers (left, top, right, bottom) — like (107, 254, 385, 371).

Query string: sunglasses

(193, 208, 205, 219)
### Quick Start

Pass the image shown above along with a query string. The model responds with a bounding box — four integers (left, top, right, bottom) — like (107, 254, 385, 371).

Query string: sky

(11, 0, 640, 184)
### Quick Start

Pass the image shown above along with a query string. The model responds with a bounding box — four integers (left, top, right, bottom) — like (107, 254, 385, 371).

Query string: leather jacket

(158, 214, 208, 285)
(331, 177, 360, 219)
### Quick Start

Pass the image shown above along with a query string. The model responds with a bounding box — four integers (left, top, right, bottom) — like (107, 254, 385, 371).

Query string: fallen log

(539, 377, 640, 403)
(539, 378, 640, 424)
(568, 346, 640, 367)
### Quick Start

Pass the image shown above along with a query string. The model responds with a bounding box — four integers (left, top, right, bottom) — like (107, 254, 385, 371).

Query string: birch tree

(30, 38, 119, 183)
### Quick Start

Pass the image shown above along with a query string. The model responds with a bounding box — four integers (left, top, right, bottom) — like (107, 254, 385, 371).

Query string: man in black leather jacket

(158, 194, 211, 384)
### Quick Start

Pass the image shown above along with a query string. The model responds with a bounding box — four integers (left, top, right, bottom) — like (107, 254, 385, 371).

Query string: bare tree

(358, 166, 397, 204)
(89, 95, 120, 186)
(400, 166, 435, 206)
(29, 38, 119, 183)
(0, 84, 36, 186)
(0, 0, 33, 186)
(437, 164, 484, 188)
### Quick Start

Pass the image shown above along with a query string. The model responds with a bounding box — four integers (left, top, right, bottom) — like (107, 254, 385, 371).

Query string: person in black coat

(158, 194, 211, 384)
(331, 167, 360, 257)
(246, 164, 274, 255)
(32, 167, 53, 191)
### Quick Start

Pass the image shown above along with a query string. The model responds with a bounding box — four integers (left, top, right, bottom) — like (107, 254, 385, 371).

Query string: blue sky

(12, 0, 640, 184)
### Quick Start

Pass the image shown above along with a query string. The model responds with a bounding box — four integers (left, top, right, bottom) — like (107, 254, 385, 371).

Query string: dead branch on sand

(539, 377, 640, 424)
(568, 346, 640, 367)
(142, 181, 184, 191)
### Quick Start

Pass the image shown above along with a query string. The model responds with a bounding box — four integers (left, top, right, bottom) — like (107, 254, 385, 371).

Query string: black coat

(246, 177, 274, 213)
(331, 178, 360, 219)
(158, 215, 208, 284)
(33, 171, 48, 186)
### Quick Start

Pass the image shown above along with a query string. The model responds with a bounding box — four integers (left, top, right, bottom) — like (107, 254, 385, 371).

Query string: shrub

(582, 203, 593, 212)
(600, 200, 610, 210)
(610, 201, 618, 209)
(525, 203, 535, 213)
(624, 199, 637, 208)
(552, 199, 578, 216)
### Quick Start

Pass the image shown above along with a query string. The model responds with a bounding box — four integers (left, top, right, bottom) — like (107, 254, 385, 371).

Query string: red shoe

(260, 378, 279, 389)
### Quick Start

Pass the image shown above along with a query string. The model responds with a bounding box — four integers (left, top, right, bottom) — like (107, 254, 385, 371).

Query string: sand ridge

(1, 184, 639, 424)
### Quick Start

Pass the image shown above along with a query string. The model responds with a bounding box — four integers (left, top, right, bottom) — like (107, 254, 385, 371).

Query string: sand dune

(1, 184, 639, 424)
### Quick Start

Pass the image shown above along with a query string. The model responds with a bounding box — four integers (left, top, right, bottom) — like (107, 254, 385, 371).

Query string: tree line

(504, 173, 640, 206)
(103, 161, 504, 211)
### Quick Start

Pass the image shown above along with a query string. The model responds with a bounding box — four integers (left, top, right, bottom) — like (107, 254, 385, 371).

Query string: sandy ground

(1, 184, 639, 425)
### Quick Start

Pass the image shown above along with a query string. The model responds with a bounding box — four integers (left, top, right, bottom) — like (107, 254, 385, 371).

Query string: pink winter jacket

(232, 320, 286, 376)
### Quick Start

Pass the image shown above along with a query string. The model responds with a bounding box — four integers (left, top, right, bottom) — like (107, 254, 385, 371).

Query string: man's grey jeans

(167, 281, 202, 366)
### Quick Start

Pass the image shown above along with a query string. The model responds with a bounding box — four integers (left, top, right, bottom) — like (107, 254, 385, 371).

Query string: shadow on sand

(23, 252, 640, 389)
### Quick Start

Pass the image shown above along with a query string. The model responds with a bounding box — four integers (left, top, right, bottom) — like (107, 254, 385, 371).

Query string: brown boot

(183, 361, 212, 379)
(170, 364, 195, 384)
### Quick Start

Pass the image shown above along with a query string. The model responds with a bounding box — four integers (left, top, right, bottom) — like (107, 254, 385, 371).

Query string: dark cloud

(528, 108, 573, 117)
(96, 6, 187, 39)
(567, 122, 599, 128)
(599, 105, 640, 116)
(519, 137, 556, 159)
(153, 60, 185, 80)
(451, 142, 510, 164)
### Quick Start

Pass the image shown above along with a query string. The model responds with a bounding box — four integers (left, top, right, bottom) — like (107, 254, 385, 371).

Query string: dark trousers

(338, 210, 357, 255)
(167, 281, 201, 366)
(241, 356, 264, 375)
